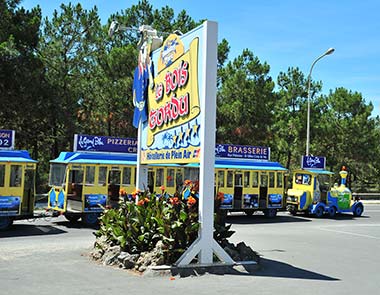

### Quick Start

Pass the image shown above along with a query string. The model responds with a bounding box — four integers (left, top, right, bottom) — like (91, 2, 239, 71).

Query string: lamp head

(325, 48, 335, 55)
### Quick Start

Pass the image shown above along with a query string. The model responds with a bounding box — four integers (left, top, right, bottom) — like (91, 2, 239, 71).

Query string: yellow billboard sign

(141, 33, 201, 164)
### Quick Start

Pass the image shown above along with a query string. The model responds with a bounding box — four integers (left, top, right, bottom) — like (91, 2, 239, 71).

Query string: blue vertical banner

(302, 155, 326, 169)
(0, 130, 15, 150)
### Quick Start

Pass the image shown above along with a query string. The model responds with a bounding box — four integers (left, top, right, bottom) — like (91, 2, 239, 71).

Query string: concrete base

(144, 261, 260, 277)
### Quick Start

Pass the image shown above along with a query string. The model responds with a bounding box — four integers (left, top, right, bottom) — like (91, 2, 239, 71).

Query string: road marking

(318, 226, 380, 240)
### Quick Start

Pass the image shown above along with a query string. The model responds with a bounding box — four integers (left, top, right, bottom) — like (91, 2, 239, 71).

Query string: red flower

(137, 200, 145, 206)
(160, 185, 166, 192)
(170, 197, 180, 205)
(132, 188, 141, 198)
(187, 196, 197, 207)
(216, 192, 224, 202)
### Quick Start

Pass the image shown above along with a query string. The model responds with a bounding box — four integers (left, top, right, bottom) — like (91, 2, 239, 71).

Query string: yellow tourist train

(47, 135, 288, 225)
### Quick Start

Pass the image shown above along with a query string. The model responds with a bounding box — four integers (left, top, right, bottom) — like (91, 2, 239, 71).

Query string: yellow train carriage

(48, 152, 137, 225)
(182, 158, 287, 217)
(0, 150, 37, 230)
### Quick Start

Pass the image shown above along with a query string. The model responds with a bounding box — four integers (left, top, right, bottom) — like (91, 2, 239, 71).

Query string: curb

(143, 260, 260, 277)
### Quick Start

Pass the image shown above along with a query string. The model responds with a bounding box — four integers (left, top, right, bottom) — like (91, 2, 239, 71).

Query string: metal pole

(305, 48, 335, 156)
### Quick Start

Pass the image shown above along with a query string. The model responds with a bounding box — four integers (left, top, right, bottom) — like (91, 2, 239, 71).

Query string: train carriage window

(175, 169, 183, 192)
(10, 165, 22, 187)
(184, 167, 199, 182)
(69, 169, 84, 184)
(252, 171, 258, 188)
(49, 164, 66, 186)
(0, 164, 5, 187)
(269, 172, 275, 188)
(109, 170, 120, 185)
(98, 166, 107, 185)
(122, 167, 132, 185)
(260, 173, 268, 187)
(244, 171, 250, 188)
(277, 172, 283, 188)
(85, 166, 95, 185)
(295, 173, 311, 185)
(156, 168, 164, 187)
(227, 171, 233, 188)
(167, 169, 175, 187)
(217, 171, 225, 187)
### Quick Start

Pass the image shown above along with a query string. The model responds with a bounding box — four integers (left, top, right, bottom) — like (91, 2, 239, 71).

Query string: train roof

(50, 152, 287, 171)
(186, 158, 287, 171)
(50, 151, 137, 165)
(293, 168, 334, 175)
(0, 150, 37, 163)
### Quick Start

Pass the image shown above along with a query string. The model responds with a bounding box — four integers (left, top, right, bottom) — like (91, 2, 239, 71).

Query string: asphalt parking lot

(1, 203, 379, 295)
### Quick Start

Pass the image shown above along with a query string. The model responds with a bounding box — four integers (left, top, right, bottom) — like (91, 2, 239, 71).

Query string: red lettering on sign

(149, 93, 189, 130)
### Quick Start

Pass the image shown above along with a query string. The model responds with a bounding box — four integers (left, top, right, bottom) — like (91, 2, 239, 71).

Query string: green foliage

(1, 0, 380, 192)
(217, 49, 276, 146)
(95, 190, 200, 264)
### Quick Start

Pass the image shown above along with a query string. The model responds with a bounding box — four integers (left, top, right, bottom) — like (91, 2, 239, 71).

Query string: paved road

(1, 205, 379, 295)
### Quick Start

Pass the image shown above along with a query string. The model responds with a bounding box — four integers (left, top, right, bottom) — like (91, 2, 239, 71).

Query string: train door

(21, 164, 35, 215)
(66, 165, 84, 212)
(8, 164, 23, 215)
(175, 168, 184, 193)
(234, 172, 243, 209)
(108, 167, 121, 205)
(259, 172, 268, 208)
(148, 169, 155, 193)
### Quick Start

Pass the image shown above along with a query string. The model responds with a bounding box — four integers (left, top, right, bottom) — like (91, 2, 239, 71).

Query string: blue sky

(22, 0, 380, 116)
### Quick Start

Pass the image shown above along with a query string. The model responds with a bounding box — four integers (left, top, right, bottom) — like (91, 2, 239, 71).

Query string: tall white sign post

(175, 21, 234, 266)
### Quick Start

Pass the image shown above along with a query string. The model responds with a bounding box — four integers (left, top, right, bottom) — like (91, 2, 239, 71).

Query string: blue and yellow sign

(74, 134, 137, 154)
(141, 29, 204, 164)
(0, 130, 15, 150)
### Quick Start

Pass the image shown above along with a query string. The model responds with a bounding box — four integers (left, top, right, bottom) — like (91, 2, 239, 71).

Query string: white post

(175, 21, 234, 266)
(136, 120, 147, 194)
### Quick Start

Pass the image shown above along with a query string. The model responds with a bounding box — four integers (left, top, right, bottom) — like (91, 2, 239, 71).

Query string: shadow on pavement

(0, 223, 67, 238)
(167, 257, 339, 280)
(253, 257, 339, 281)
(53, 220, 99, 230)
(226, 213, 312, 224)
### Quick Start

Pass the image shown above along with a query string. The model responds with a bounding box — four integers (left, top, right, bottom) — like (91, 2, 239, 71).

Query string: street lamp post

(306, 47, 335, 156)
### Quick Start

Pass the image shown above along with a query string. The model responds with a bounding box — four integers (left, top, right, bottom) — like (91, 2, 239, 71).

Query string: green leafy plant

(95, 187, 200, 264)
(95, 181, 236, 265)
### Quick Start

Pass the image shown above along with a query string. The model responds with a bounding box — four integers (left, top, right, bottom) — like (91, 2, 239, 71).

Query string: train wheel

(328, 206, 337, 218)
(314, 206, 324, 218)
(0, 216, 13, 230)
(64, 213, 80, 223)
(82, 212, 100, 226)
(244, 210, 254, 216)
(353, 204, 364, 217)
(264, 208, 277, 218)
